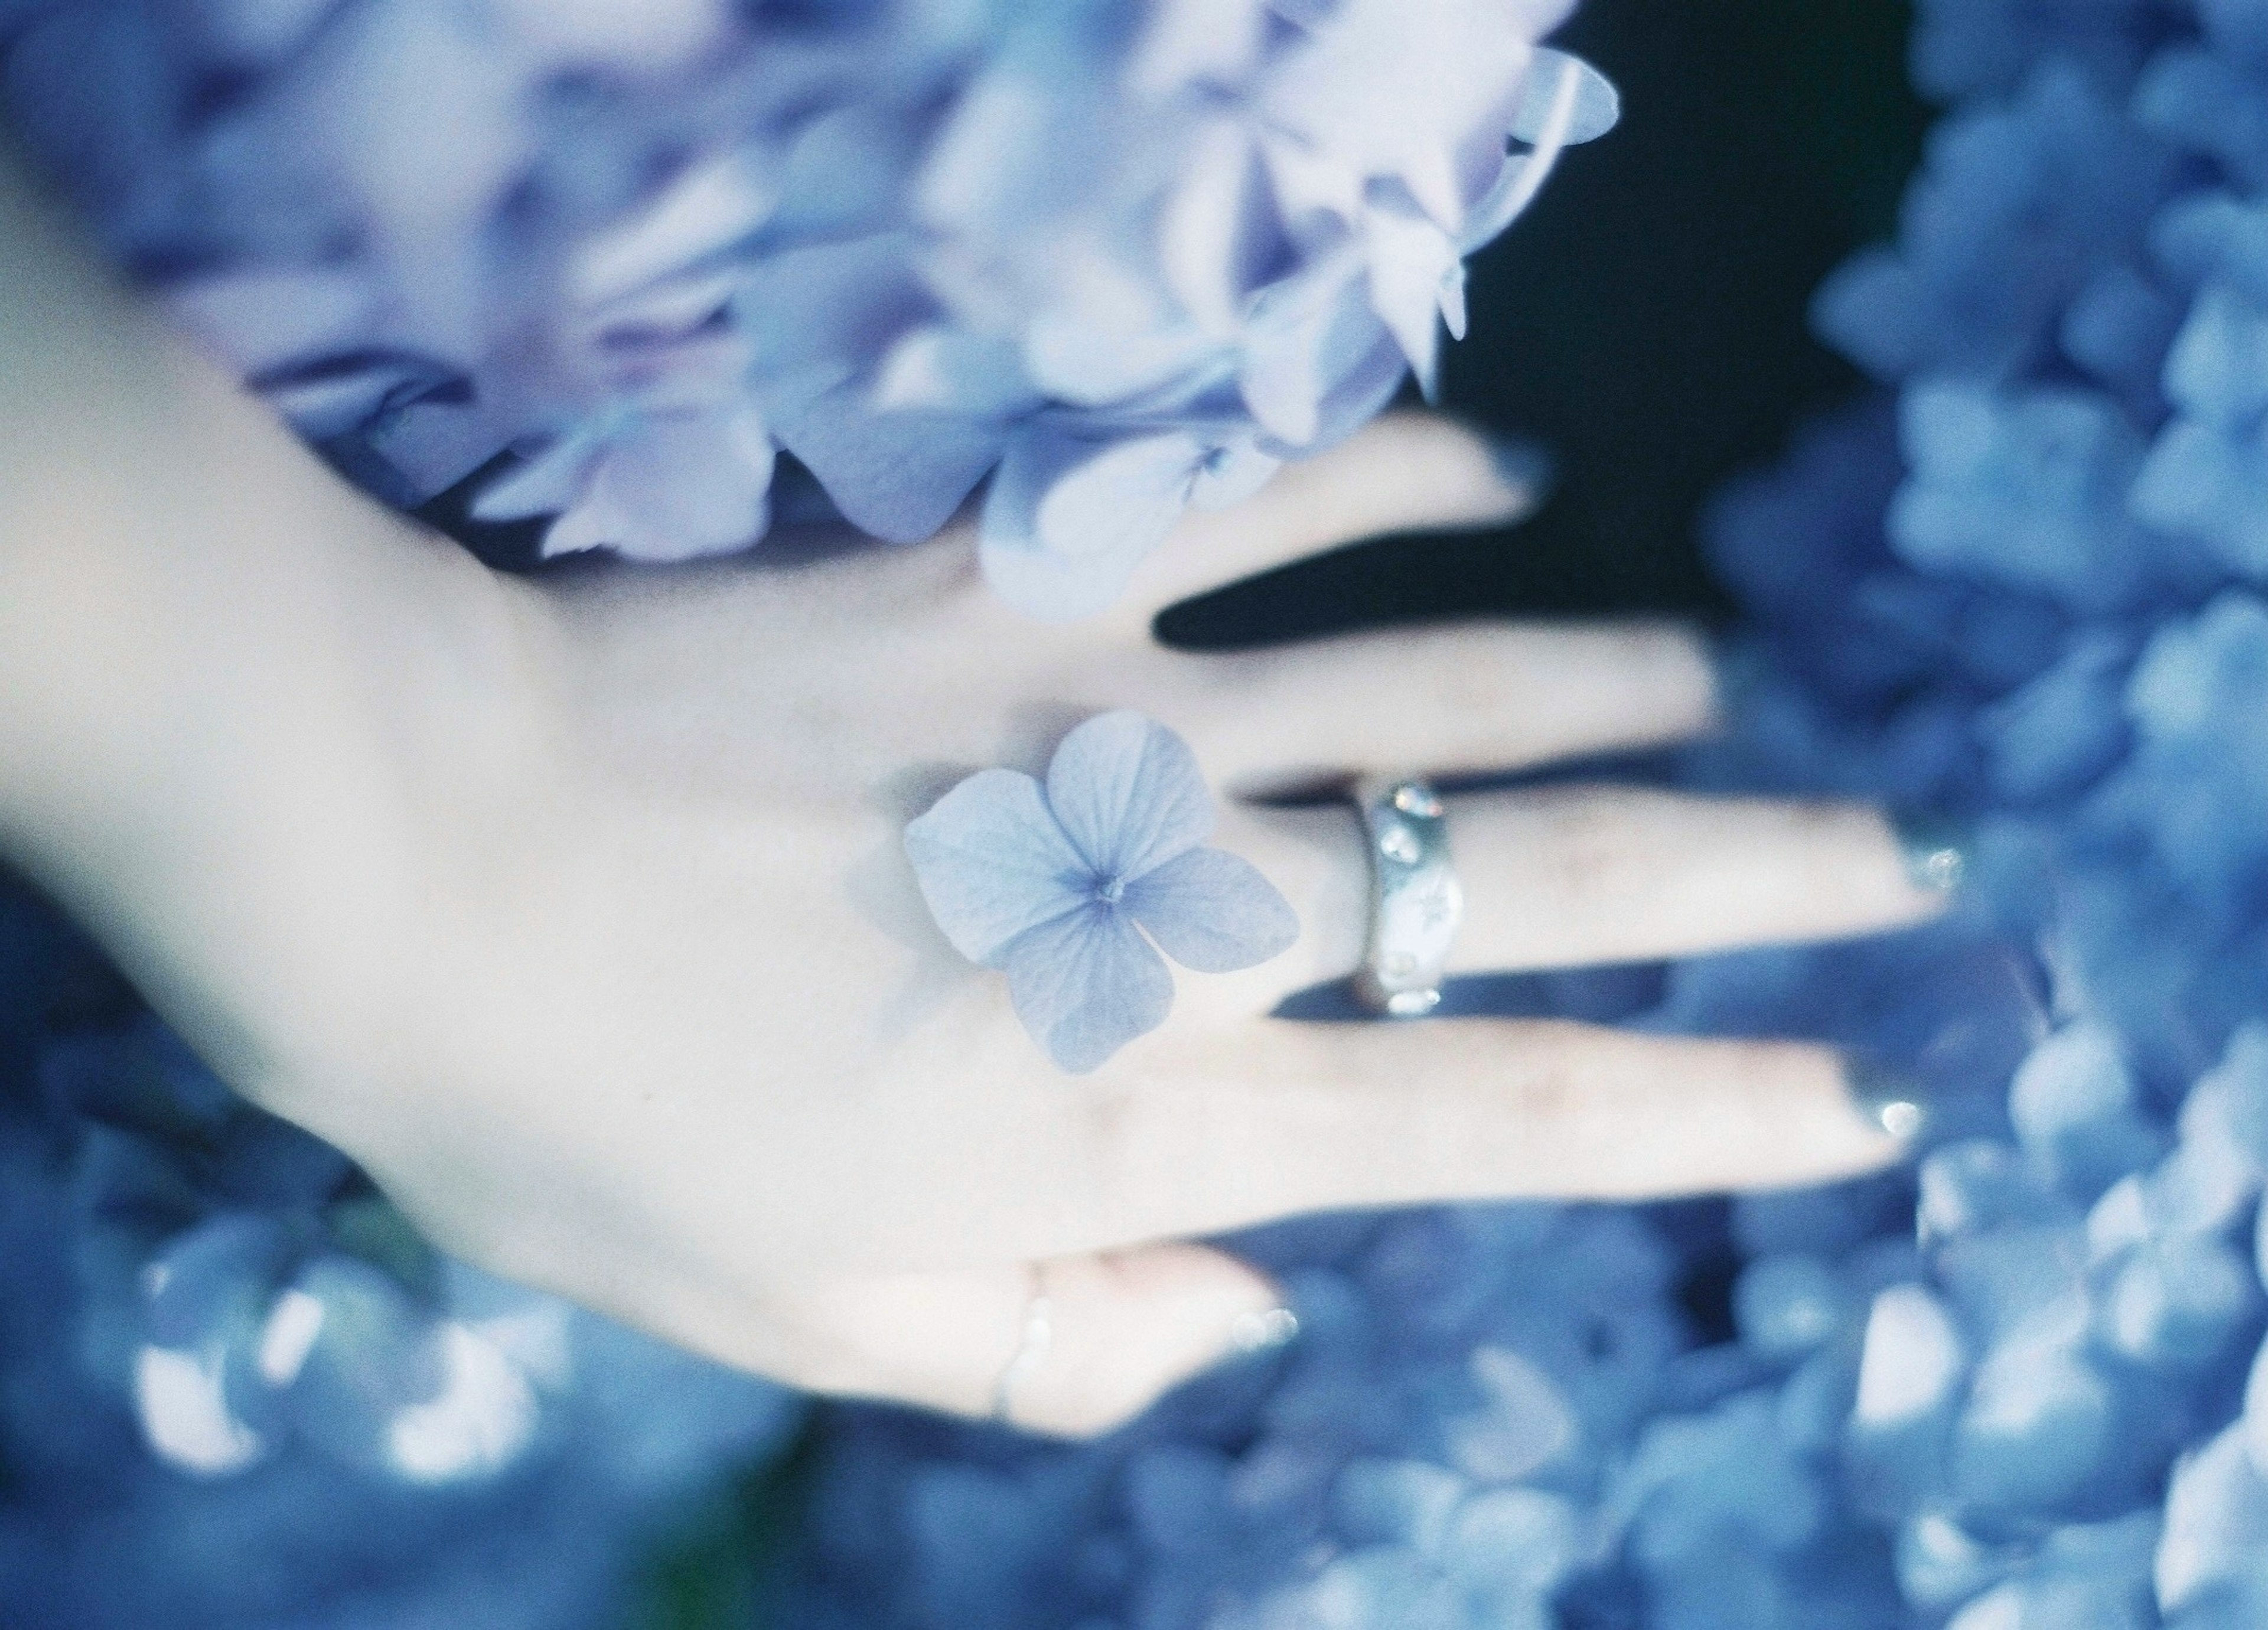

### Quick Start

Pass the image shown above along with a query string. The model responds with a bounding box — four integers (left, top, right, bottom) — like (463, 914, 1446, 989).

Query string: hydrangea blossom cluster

(0, 885, 801, 1626)
(905, 712, 1299, 1072)
(0, 0, 1613, 617)
(25, 2, 2268, 1628)
(777, 4, 2268, 1627)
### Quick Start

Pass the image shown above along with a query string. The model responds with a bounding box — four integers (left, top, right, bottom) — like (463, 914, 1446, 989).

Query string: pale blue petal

(1033, 429, 1208, 560)
(773, 383, 1007, 544)
(1241, 266, 1385, 448)
(167, 269, 376, 377)
(1001, 906, 1175, 1074)
(1259, 0, 1539, 232)
(1254, 327, 1410, 461)
(1510, 50, 1621, 147)
(979, 428, 1188, 620)
(1024, 314, 1220, 407)
(872, 326, 1043, 420)
(1045, 710, 1214, 881)
(903, 770, 1091, 965)
(571, 147, 780, 309)
(979, 520, 1153, 621)
(1123, 846, 1301, 973)
(571, 407, 777, 562)
(1364, 194, 1461, 391)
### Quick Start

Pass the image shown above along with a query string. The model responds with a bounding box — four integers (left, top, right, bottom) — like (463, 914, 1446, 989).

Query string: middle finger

(1196, 785, 1953, 1013)
(1123, 617, 1722, 797)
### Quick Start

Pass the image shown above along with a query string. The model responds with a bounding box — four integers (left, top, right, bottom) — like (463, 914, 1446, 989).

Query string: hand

(0, 155, 1946, 1436)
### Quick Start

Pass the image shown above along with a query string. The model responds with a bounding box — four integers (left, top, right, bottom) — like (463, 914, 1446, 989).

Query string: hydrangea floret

(905, 711, 1297, 1072)
(5, 0, 1615, 617)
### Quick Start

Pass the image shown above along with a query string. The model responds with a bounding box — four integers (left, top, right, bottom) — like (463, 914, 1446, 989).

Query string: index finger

(1107, 411, 1547, 638)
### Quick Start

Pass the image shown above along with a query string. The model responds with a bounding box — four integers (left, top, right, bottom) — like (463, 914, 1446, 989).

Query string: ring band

(1353, 778, 1464, 1017)
(990, 1263, 1054, 1425)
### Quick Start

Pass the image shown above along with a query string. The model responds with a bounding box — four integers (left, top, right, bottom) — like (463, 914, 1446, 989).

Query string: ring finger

(1198, 784, 1956, 1010)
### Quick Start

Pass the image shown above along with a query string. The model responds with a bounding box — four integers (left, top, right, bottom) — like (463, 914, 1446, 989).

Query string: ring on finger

(1353, 777, 1465, 1017)
(990, 1263, 1055, 1426)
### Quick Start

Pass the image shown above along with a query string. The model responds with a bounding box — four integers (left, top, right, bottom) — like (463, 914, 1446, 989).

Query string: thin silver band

(990, 1263, 1054, 1426)
(1353, 778, 1464, 1017)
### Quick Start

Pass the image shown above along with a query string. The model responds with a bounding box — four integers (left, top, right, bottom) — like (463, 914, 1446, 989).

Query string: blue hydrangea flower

(904, 712, 1298, 1073)
(3, 0, 1614, 612)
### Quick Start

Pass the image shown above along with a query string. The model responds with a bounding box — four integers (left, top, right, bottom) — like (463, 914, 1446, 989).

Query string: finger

(757, 1246, 1292, 1437)
(1110, 410, 1546, 633)
(1437, 785, 1953, 970)
(1210, 786, 1954, 988)
(1083, 1021, 1904, 1246)
(1129, 620, 1719, 797)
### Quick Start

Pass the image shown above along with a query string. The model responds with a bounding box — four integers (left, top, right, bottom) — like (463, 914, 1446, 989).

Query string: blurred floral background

(25, 0, 2268, 1626)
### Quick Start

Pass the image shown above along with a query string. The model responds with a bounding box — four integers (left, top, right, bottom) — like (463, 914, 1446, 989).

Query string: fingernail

(1892, 811, 1972, 895)
(1228, 1303, 1302, 1355)
(1487, 435, 1555, 514)
(1844, 1057, 1930, 1143)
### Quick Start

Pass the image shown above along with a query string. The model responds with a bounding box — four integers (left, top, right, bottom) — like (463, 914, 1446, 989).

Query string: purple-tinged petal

(1126, 0, 1269, 98)
(1123, 846, 1299, 973)
(872, 326, 1041, 420)
(1157, 121, 1272, 334)
(1001, 906, 1175, 1074)
(1266, 327, 1412, 460)
(979, 427, 1198, 619)
(774, 383, 1008, 544)
(166, 269, 377, 377)
(1045, 710, 1213, 881)
(572, 148, 780, 310)
(588, 407, 775, 561)
(1260, 0, 1539, 234)
(904, 770, 1093, 966)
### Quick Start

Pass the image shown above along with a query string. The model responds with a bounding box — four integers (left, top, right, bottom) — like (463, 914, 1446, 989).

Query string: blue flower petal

(1122, 846, 1301, 973)
(772, 383, 1007, 545)
(903, 770, 1091, 965)
(1511, 50, 1622, 148)
(978, 426, 1203, 620)
(1044, 711, 1214, 882)
(1001, 905, 1175, 1073)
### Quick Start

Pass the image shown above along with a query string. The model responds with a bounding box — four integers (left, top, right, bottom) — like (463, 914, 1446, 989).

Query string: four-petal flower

(904, 713, 1299, 1073)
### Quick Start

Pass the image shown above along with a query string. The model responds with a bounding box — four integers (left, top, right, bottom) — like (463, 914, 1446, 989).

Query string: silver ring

(1353, 778, 1464, 1017)
(990, 1263, 1054, 1426)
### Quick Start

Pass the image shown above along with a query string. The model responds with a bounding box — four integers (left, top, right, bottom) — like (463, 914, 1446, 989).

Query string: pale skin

(0, 147, 1946, 1437)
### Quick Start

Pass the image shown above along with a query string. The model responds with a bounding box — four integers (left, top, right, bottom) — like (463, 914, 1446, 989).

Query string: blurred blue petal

(1000, 906, 1175, 1075)
(979, 427, 1201, 620)
(903, 769, 1090, 966)
(532, 406, 777, 562)
(1512, 49, 1622, 146)
(1123, 846, 1299, 974)
(772, 386, 1007, 545)
(1044, 711, 1212, 881)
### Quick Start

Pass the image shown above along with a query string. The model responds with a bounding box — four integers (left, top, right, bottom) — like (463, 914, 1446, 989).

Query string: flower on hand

(905, 713, 1299, 1073)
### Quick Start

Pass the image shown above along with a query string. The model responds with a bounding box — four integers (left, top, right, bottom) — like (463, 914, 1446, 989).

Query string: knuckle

(1533, 793, 1658, 907)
